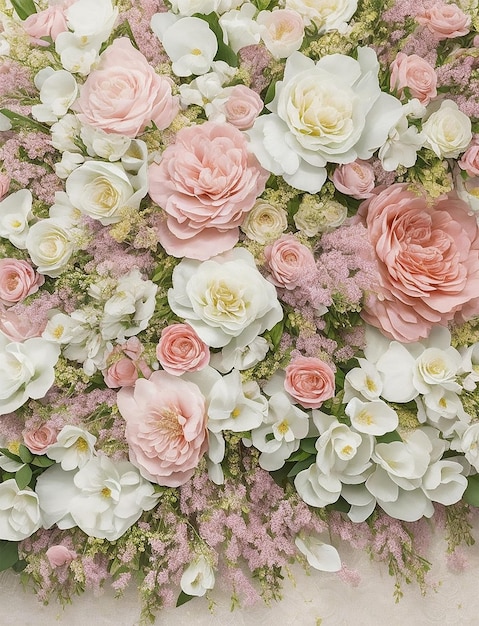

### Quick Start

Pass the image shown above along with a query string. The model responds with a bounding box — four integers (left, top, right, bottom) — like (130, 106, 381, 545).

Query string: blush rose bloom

(156, 323, 210, 375)
(459, 141, 479, 177)
(220, 85, 263, 130)
(23, 424, 58, 454)
(116, 371, 208, 487)
(104, 357, 139, 388)
(74, 38, 179, 138)
(284, 356, 336, 409)
(264, 234, 315, 290)
(359, 184, 479, 342)
(331, 160, 375, 199)
(0, 259, 44, 306)
(416, 4, 471, 40)
(389, 53, 437, 106)
(149, 121, 268, 260)
(46, 545, 77, 568)
(23, 3, 70, 43)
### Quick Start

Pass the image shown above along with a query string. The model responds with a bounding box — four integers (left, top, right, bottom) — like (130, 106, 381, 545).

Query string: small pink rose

(120, 336, 144, 361)
(389, 52, 437, 106)
(0, 173, 10, 200)
(459, 141, 479, 177)
(23, 424, 58, 454)
(156, 323, 210, 376)
(416, 4, 471, 40)
(0, 259, 44, 306)
(264, 234, 315, 290)
(332, 160, 376, 200)
(149, 121, 268, 260)
(257, 9, 304, 59)
(284, 356, 336, 409)
(75, 38, 179, 138)
(46, 545, 77, 568)
(104, 357, 139, 388)
(23, 2, 70, 43)
(222, 85, 263, 130)
(116, 371, 208, 487)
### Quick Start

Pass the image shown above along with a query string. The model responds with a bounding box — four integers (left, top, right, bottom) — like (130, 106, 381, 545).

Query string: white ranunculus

(294, 463, 342, 508)
(413, 347, 462, 395)
(65, 141, 148, 225)
(168, 248, 283, 349)
(422, 100, 472, 159)
(219, 3, 261, 53)
(25, 217, 76, 277)
(285, 0, 357, 30)
(457, 423, 479, 471)
(31, 68, 78, 123)
(151, 15, 218, 77)
(180, 556, 215, 596)
(36, 456, 158, 540)
(0, 189, 33, 249)
(0, 480, 42, 541)
(295, 535, 341, 572)
(0, 334, 60, 415)
(345, 397, 398, 437)
(247, 48, 403, 193)
(46, 425, 97, 471)
(240, 200, 288, 244)
(80, 125, 131, 161)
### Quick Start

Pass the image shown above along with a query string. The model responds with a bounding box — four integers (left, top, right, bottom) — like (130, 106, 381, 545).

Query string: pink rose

(222, 85, 263, 130)
(332, 160, 376, 200)
(416, 4, 471, 40)
(389, 53, 437, 106)
(23, 3, 70, 43)
(0, 308, 44, 341)
(46, 545, 77, 568)
(149, 121, 268, 260)
(359, 183, 479, 342)
(116, 371, 208, 487)
(74, 38, 179, 138)
(0, 259, 44, 306)
(104, 357, 139, 388)
(257, 9, 304, 59)
(23, 424, 58, 454)
(284, 356, 335, 409)
(459, 141, 479, 177)
(0, 173, 10, 200)
(264, 234, 315, 290)
(156, 323, 210, 376)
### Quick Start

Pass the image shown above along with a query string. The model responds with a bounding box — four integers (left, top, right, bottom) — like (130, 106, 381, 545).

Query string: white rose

(0, 334, 61, 415)
(168, 248, 283, 349)
(285, 0, 357, 30)
(31, 67, 78, 123)
(422, 100, 472, 159)
(0, 189, 33, 249)
(180, 556, 215, 596)
(257, 9, 305, 60)
(240, 200, 288, 244)
(248, 48, 403, 193)
(80, 125, 131, 161)
(25, 217, 76, 277)
(0, 480, 41, 541)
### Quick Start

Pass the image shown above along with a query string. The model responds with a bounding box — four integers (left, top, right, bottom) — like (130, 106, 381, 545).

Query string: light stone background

(1, 530, 479, 625)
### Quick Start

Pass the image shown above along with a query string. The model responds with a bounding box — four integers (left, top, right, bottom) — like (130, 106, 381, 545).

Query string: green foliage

(176, 590, 194, 607)
(0, 109, 50, 134)
(0, 541, 21, 572)
(195, 13, 238, 68)
(10, 0, 36, 20)
(463, 474, 479, 508)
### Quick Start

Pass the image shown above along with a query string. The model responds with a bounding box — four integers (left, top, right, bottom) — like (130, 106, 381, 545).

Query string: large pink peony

(74, 38, 178, 138)
(116, 371, 208, 487)
(359, 184, 479, 342)
(149, 121, 268, 260)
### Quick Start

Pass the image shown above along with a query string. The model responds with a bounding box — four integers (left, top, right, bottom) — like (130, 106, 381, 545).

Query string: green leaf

(0, 541, 20, 572)
(266, 319, 284, 351)
(464, 475, 479, 508)
(263, 79, 277, 106)
(31, 456, 55, 468)
(300, 438, 318, 455)
(0, 109, 50, 134)
(194, 13, 238, 68)
(287, 457, 315, 478)
(176, 590, 194, 607)
(327, 497, 350, 514)
(15, 464, 32, 490)
(375, 430, 402, 445)
(0, 448, 21, 463)
(18, 445, 33, 464)
(10, 0, 36, 20)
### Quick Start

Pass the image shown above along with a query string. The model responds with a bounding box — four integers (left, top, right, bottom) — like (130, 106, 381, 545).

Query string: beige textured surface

(1, 530, 479, 626)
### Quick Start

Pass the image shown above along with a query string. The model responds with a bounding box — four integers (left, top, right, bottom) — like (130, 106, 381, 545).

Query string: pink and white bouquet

(1, 0, 479, 620)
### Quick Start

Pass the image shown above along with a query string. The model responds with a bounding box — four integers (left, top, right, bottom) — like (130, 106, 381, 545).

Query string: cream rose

(285, 0, 357, 30)
(422, 100, 472, 159)
(25, 218, 76, 277)
(240, 200, 288, 243)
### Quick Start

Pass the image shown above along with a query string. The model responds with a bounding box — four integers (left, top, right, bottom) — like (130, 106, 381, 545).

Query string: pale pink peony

(459, 141, 479, 177)
(116, 371, 208, 487)
(104, 357, 139, 388)
(264, 234, 315, 290)
(416, 4, 471, 40)
(332, 160, 376, 200)
(0, 259, 44, 306)
(359, 184, 479, 342)
(0, 174, 10, 200)
(23, 424, 58, 455)
(23, 3, 70, 43)
(0, 308, 44, 342)
(156, 323, 210, 376)
(222, 85, 263, 130)
(46, 545, 77, 568)
(74, 38, 179, 138)
(389, 52, 437, 106)
(149, 121, 268, 260)
(284, 356, 335, 409)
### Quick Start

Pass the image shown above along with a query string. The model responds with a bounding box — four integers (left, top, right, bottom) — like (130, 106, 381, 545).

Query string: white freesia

(422, 100, 472, 159)
(168, 248, 283, 349)
(248, 48, 403, 193)
(55, 32, 100, 75)
(285, 0, 357, 30)
(151, 15, 218, 77)
(51, 114, 82, 153)
(66, 0, 118, 42)
(54, 150, 85, 179)
(295, 535, 341, 572)
(378, 107, 425, 171)
(46, 425, 97, 470)
(36, 457, 158, 540)
(343, 358, 383, 402)
(219, 3, 261, 53)
(345, 397, 398, 437)
(180, 556, 215, 596)
(416, 388, 470, 436)
(294, 463, 342, 507)
(25, 217, 77, 277)
(0, 334, 60, 415)
(0, 189, 33, 249)
(0, 480, 42, 541)
(413, 347, 462, 395)
(453, 423, 479, 471)
(31, 68, 78, 123)
(80, 126, 131, 161)
(422, 460, 467, 506)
